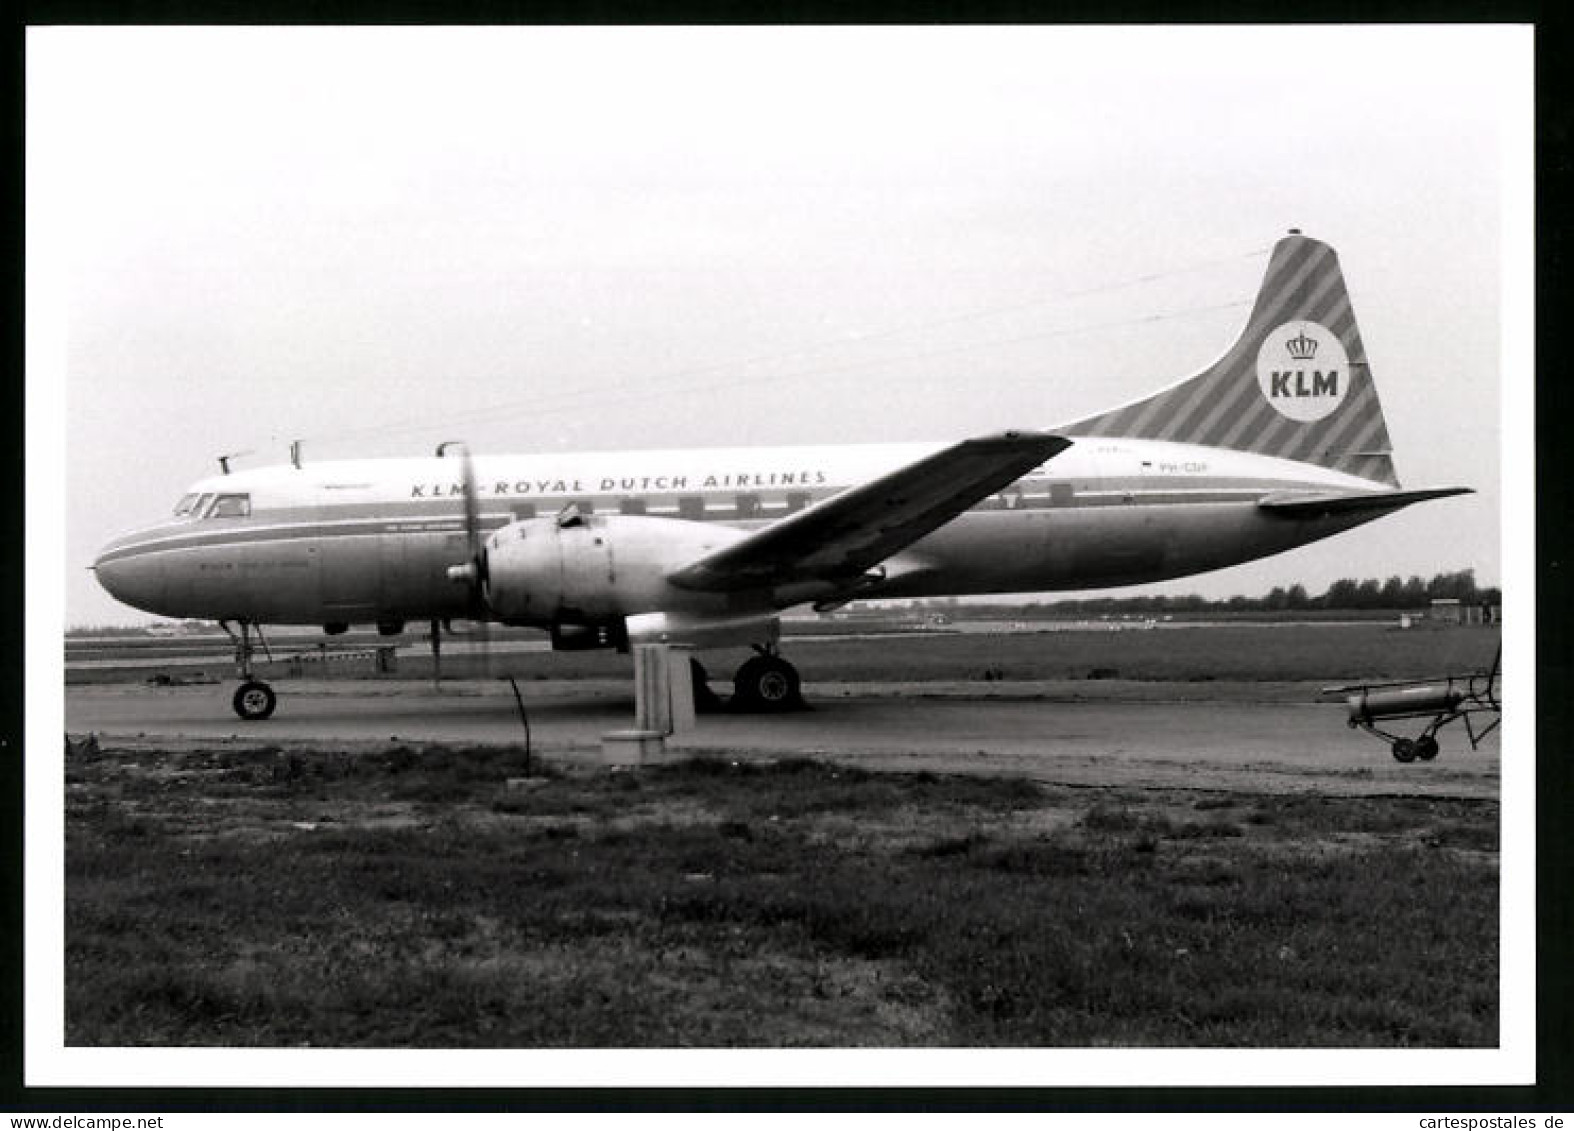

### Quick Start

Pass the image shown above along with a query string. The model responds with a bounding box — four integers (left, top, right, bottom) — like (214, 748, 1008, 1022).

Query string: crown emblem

(1285, 329, 1319, 361)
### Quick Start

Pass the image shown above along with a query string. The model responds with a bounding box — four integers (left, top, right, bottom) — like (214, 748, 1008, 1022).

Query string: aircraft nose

(93, 538, 167, 614)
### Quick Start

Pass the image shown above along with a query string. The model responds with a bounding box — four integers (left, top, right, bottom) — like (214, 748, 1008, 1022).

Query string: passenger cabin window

(209, 493, 252, 518)
(735, 493, 762, 519)
(619, 498, 647, 516)
(511, 503, 537, 521)
(678, 496, 705, 521)
(786, 491, 811, 513)
(172, 493, 200, 517)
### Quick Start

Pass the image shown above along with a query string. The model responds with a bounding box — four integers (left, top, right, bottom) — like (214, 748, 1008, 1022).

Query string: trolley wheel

(1414, 735, 1440, 762)
(233, 680, 277, 721)
(1391, 738, 1417, 763)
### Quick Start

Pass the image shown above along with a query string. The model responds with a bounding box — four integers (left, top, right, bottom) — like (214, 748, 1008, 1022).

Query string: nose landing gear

(233, 679, 277, 720)
(221, 619, 277, 720)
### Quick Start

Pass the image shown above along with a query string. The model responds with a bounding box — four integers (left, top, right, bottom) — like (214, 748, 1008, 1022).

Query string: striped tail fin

(1065, 231, 1400, 487)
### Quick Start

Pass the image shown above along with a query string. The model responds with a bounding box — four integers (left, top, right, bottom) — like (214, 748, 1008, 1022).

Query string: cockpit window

(209, 493, 252, 518)
(173, 493, 200, 517)
(191, 493, 216, 518)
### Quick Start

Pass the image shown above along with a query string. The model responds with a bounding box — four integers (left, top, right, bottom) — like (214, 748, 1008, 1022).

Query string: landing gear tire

(1391, 737, 1417, 763)
(732, 655, 803, 713)
(1414, 735, 1440, 762)
(233, 680, 277, 721)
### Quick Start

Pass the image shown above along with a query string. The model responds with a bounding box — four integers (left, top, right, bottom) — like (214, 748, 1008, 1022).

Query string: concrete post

(633, 644, 672, 734)
(600, 643, 700, 764)
(602, 644, 674, 765)
(667, 645, 696, 735)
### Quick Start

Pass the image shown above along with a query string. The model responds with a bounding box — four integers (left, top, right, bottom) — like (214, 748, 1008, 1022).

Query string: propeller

(437, 441, 493, 682)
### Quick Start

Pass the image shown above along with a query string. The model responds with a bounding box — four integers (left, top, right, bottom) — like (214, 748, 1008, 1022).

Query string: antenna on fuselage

(216, 450, 254, 475)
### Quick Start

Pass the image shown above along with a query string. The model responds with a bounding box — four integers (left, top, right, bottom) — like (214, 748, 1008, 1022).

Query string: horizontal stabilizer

(668, 431, 1071, 593)
(1256, 486, 1472, 519)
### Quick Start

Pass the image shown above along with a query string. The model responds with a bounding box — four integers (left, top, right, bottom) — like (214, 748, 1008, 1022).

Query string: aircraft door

(315, 495, 383, 623)
(318, 539, 380, 622)
(377, 534, 411, 616)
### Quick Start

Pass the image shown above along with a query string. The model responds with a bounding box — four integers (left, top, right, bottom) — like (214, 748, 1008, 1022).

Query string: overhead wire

(272, 244, 1271, 454)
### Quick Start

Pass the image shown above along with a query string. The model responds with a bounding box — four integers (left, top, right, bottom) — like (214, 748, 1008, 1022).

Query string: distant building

(1430, 598, 1501, 626)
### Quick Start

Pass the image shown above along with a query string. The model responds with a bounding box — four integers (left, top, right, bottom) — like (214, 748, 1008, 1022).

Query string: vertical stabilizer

(1066, 232, 1400, 486)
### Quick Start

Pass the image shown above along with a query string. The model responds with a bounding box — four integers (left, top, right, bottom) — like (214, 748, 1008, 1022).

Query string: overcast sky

(30, 25, 1530, 627)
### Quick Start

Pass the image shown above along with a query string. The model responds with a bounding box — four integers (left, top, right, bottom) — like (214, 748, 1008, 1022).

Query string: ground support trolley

(1322, 647, 1501, 763)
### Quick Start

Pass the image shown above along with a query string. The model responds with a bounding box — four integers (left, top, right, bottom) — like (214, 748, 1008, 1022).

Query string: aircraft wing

(1256, 486, 1471, 518)
(667, 431, 1071, 593)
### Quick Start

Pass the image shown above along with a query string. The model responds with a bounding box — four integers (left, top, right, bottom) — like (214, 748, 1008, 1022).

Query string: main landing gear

(729, 646, 805, 713)
(221, 619, 277, 721)
(687, 648, 804, 713)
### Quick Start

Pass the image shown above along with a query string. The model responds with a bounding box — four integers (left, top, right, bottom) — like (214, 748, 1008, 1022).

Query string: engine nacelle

(549, 622, 625, 651)
(483, 514, 749, 626)
(625, 609, 781, 650)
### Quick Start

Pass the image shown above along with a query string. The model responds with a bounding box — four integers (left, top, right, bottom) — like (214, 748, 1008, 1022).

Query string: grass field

(751, 623, 1501, 684)
(66, 621, 1502, 687)
(66, 738, 1499, 1048)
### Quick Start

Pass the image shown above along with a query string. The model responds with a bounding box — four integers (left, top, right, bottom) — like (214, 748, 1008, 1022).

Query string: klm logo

(1269, 370, 1340, 399)
(1256, 322, 1349, 423)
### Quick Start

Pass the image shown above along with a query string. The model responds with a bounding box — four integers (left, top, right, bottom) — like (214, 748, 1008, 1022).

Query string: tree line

(1035, 569, 1499, 615)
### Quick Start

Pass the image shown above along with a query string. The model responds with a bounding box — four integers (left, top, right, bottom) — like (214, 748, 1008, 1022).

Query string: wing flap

(668, 431, 1071, 593)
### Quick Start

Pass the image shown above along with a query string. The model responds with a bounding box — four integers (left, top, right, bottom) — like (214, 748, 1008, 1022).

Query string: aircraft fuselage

(93, 436, 1397, 629)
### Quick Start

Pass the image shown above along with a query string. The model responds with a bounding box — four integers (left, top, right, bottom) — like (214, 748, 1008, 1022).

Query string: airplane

(92, 230, 1471, 720)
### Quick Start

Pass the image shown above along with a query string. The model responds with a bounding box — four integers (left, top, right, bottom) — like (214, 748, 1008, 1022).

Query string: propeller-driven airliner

(93, 231, 1470, 719)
